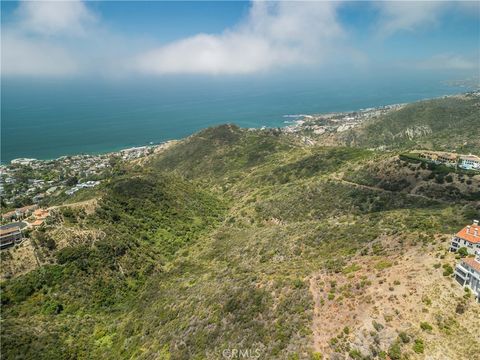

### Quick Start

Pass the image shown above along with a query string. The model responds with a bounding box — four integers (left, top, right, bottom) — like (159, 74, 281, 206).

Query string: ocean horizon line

(0, 88, 475, 165)
(2, 90, 475, 165)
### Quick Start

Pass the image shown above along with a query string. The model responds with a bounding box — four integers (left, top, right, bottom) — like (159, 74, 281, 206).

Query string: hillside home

(450, 220, 480, 256)
(33, 209, 49, 219)
(0, 223, 24, 248)
(1, 204, 38, 221)
(30, 209, 50, 227)
(459, 154, 480, 171)
(1, 210, 17, 222)
(454, 255, 480, 303)
(418, 151, 458, 167)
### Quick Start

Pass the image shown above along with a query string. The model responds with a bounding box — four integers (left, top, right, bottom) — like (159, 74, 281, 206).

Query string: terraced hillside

(1, 97, 479, 360)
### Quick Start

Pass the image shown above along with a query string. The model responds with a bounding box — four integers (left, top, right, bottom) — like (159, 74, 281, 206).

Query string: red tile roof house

(455, 255, 480, 303)
(449, 220, 480, 256)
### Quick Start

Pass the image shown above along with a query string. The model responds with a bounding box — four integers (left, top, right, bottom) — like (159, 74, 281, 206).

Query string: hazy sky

(1, 1, 479, 78)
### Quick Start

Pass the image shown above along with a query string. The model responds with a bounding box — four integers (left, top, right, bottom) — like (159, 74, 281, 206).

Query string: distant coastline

(2, 87, 477, 165)
(2, 140, 177, 166)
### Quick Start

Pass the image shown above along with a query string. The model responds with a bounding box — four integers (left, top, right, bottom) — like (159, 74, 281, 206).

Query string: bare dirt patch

(309, 238, 480, 359)
(1, 239, 39, 280)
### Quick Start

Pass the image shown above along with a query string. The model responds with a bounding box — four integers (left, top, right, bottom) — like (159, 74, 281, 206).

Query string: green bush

(56, 245, 92, 265)
(413, 339, 425, 354)
(349, 349, 363, 360)
(398, 331, 410, 344)
(35, 231, 56, 250)
(442, 264, 454, 276)
(388, 342, 401, 360)
(420, 322, 433, 331)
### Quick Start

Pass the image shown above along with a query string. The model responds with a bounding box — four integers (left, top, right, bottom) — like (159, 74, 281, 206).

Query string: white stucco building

(459, 154, 480, 170)
(455, 255, 480, 303)
(450, 220, 480, 256)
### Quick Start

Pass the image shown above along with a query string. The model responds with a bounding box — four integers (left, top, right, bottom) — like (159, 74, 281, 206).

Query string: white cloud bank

(374, 1, 444, 37)
(16, 0, 96, 36)
(1, 0, 478, 77)
(2, 0, 95, 77)
(135, 2, 343, 75)
(375, 1, 479, 37)
(2, 31, 78, 76)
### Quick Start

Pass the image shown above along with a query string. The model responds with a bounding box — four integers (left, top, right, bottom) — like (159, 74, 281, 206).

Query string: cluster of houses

(1, 153, 111, 207)
(65, 180, 101, 196)
(10, 158, 37, 166)
(282, 103, 405, 135)
(450, 220, 480, 302)
(0, 207, 51, 249)
(418, 151, 480, 171)
(119, 146, 154, 160)
(2, 144, 170, 208)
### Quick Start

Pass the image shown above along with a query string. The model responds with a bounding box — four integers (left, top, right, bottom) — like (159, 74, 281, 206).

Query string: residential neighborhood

(0, 152, 112, 208)
(0, 144, 175, 252)
(281, 103, 406, 136)
(0, 143, 168, 209)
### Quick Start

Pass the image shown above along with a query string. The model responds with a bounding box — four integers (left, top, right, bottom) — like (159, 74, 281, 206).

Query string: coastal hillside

(149, 124, 300, 183)
(1, 96, 480, 360)
(343, 154, 480, 202)
(334, 94, 480, 152)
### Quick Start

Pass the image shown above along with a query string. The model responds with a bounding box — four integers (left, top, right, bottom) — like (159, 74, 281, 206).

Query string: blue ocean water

(0, 72, 468, 163)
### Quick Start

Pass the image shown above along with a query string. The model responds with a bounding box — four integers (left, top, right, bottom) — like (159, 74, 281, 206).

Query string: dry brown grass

(309, 236, 480, 359)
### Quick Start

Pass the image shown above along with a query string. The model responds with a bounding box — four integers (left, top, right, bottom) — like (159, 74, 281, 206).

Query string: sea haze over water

(1, 71, 468, 162)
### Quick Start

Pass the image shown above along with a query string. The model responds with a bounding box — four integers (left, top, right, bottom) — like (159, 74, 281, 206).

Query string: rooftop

(0, 225, 21, 236)
(0, 222, 27, 230)
(17, 204, 38, 212)
(1, 210, 16, 218)
(420, 151, 458, 160)
(2, 204, 38, 218)
(460, 154, 480, 162)
(30, 219, 44, 227)
(456, 222, 480, 244)
(462, 257, 480, 273)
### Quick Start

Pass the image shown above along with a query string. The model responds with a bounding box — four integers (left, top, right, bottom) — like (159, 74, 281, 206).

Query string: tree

(457, 247, 468, 257)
